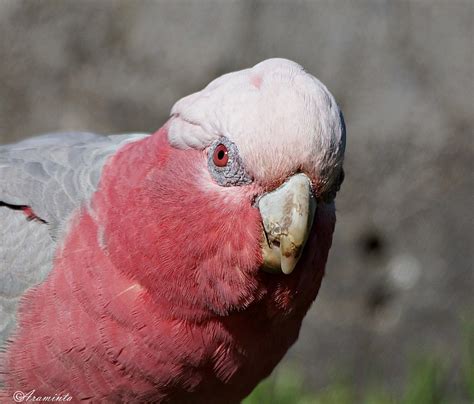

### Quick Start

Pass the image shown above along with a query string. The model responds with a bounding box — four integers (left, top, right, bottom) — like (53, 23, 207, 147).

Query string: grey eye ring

(207, 137, 253, 187)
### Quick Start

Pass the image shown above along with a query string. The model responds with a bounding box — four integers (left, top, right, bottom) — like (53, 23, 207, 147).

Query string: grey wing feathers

(0, 131, 148, 233)
(0, 131, 149, 350)
(0, 130, 149, 249)
(0, 208, 54, 347)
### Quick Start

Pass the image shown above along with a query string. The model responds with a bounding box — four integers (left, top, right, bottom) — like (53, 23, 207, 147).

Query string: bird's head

(98, 58, 345, 320)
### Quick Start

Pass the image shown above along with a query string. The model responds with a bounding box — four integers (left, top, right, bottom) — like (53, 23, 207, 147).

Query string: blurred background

(0, 1, 472, 402)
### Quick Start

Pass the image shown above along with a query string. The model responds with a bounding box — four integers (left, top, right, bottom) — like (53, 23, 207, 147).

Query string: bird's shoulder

(0, 131, 148, 350)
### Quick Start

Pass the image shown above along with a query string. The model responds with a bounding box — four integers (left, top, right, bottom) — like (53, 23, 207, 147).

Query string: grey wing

(0, 132, 148, 233)
(0, 208, 54, 346)
(0, 131, 149, 348)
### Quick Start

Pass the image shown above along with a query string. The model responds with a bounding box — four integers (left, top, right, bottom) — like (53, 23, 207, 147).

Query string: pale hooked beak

(258, 173, 317, 275)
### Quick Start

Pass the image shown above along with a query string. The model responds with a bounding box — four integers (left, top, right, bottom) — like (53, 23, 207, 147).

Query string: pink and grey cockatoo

(0, 59, 345, 403)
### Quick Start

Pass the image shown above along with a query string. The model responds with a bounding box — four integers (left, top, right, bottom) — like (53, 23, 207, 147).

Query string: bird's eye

(213, 144, 229, 167)
(208, 137, 252, 186)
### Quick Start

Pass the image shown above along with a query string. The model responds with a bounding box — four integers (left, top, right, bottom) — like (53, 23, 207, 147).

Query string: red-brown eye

(213, 144, 229, 167)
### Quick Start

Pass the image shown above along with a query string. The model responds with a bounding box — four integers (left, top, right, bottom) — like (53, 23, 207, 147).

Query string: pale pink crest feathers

(168, 58, 345, 190)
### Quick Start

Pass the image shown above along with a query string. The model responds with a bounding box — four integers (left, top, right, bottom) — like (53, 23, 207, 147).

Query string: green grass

(402, 357, 446, 404)
(243, 360, 450, 404)
(462, 320, 474, 401)
(243, 322, 474, 404)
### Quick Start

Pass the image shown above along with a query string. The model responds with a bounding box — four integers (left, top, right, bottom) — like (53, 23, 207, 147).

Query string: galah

(0, 59, 345, 403)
